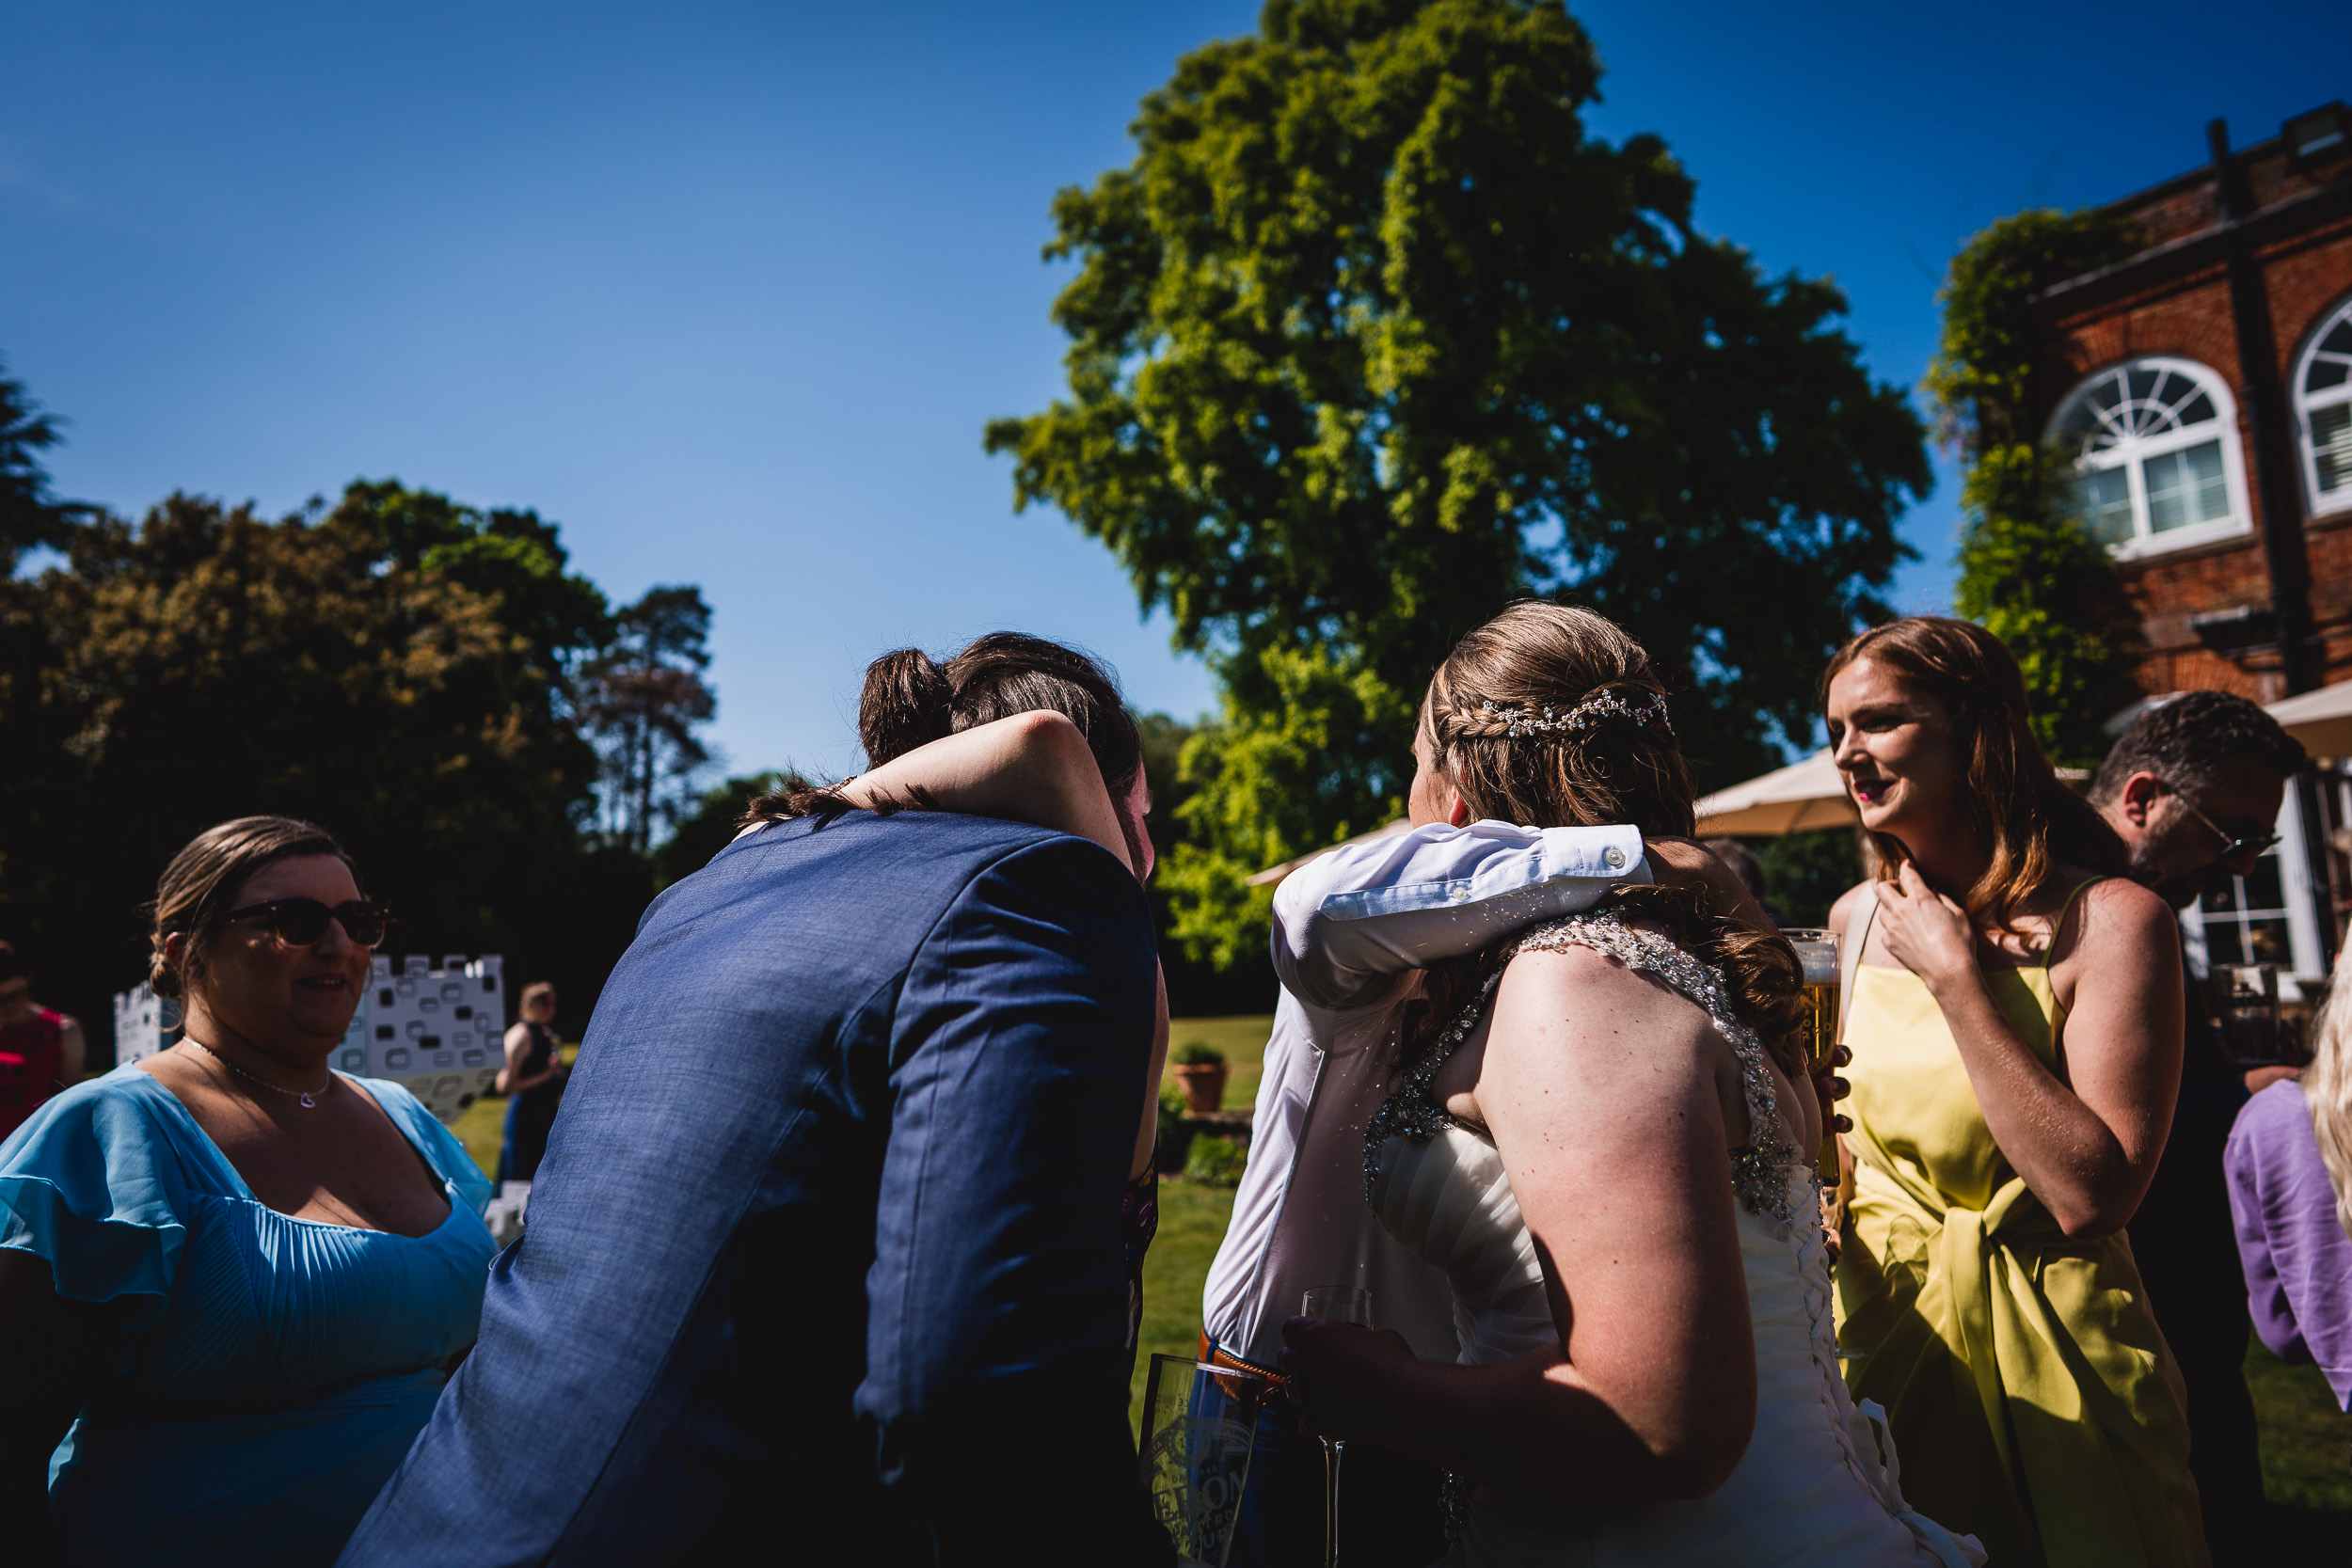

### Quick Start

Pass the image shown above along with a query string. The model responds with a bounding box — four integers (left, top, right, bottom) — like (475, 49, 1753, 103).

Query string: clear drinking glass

(1138, 1354, 1271, 1568)
(1781, 927, 1842, 1180)
(1300, 1287, 1375, 1568)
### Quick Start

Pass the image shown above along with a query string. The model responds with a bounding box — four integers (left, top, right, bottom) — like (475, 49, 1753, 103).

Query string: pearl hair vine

(1462, 688, 1674, 739)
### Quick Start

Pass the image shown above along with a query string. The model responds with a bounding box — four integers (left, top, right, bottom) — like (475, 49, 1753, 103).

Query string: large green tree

(986, 0, 1931, 964)
(1930, 210, 2146, 766)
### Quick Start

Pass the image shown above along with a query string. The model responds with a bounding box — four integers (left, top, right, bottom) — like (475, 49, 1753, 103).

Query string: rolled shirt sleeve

(1272, 821, 1648, 1006)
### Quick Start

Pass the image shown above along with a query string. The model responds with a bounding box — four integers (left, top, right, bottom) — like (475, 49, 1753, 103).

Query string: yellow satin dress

(1834, 886, 2205, 1568)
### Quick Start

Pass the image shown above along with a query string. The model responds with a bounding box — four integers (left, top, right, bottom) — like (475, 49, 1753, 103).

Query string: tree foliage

(1930, 209, 2146, 765)
(580, 586, 716, 855)
(0, 451, 714, 1051)
(0, 358, 85, 574)
(987, 0, 1931, 962)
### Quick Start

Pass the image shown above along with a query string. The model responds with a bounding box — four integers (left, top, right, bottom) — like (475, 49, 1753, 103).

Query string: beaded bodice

(1362, 911, 1802, 1228)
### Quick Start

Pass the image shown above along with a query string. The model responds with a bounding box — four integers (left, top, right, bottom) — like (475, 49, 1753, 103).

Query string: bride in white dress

(1278, 604, 1981, 1567)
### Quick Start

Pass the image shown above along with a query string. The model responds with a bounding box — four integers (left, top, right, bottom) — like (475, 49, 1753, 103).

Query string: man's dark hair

(2090, 690, 2308, 805)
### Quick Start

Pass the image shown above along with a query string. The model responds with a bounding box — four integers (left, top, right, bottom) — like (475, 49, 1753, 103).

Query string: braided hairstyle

(1407, 603, 1805, 1075)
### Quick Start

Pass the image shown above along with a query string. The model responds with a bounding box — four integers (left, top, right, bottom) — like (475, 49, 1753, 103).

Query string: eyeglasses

(2171, 790, 2280, 866)
(217, 898, 392, 948)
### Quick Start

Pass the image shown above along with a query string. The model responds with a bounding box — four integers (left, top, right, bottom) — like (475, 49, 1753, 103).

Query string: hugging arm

(834, 708, 1168, 1178)
(835, 711, 1133, 873)
(1274, 821, 1649, 1009)
(857, 838, 1170, 1565)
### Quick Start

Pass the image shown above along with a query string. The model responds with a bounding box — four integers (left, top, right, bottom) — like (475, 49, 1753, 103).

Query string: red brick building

(2029, 101, 2352, 979)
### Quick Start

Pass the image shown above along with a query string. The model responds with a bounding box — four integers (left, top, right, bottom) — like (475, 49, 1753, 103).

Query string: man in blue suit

(340, 801, 1167, 1564)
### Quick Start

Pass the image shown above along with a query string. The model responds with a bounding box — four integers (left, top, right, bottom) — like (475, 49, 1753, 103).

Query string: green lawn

(2247, 1337, 2352, 1511)
(451, 1092, 506, 1180)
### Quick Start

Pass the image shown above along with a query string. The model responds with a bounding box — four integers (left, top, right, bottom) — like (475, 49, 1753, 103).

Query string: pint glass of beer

(1781, 928, 1841, 1180)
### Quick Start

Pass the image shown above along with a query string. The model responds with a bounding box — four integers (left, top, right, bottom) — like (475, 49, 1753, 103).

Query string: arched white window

(2296, 295, 2352, 518)
(2046, 356, 2251, 556)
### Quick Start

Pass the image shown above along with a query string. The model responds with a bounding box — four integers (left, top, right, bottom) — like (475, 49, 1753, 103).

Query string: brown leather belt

(1200, 1332, 1286, 1391)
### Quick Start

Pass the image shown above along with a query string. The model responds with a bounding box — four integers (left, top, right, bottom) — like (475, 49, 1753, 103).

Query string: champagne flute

(1300, 1287, 1374, 1568)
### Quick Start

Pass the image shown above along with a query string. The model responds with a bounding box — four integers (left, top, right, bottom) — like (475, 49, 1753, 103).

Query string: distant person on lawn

(339, 639, 1170, 1566)
(0, 942, 86, 1143)
(493, 982, 564, 1184)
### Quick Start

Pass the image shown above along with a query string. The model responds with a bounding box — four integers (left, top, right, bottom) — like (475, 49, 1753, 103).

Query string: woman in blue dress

(0, 816, 496, 1566)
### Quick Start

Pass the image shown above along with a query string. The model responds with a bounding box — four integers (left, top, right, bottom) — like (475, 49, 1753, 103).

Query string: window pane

(2185, 440, 2231, 522)
(2127, 366, 2164, 405)
(2249, 919, 2293, 965)
(2204, 922, 2247, 964)
(2311, 359, 2350, 393)
(2244, 853, 2285, 911)
(2145, 441, 2231, 531)
(2202, 877, 2242, 914)
(2326, 321, 2352, 356)
(2316, 404, 2352, 496)
(2063, 467, 2136, 544)
(2177, 391, 2218, 424)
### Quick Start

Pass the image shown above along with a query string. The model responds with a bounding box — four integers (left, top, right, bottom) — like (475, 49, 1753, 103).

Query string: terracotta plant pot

(1171, 1063, 1229, 1115)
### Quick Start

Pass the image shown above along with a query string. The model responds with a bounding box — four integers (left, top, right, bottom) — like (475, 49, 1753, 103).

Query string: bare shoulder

(2045, 870, 2180, 987)
(1489, 937, 1715, 1050)
(2072, 872, 2177, 943)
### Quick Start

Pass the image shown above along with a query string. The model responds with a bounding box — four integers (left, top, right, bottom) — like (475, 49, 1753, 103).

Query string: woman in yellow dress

(1824, 617, 2204, 1568)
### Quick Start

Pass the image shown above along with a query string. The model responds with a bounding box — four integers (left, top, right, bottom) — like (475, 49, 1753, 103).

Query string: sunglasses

(2171, 790, 2280, 866)
(217, 897, 393, 948)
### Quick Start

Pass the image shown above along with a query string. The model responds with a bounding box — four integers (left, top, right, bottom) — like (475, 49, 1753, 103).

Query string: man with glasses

(2091, 690, 2310, 1566)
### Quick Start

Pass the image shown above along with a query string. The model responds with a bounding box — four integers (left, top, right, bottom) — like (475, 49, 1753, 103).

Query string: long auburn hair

(1821, 617, 2122, 933)
(1409, 603, 1806, 1076)
(2298, 951, 2352, 1241)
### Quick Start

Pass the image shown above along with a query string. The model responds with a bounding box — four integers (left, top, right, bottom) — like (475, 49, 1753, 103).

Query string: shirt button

(1602, 847, 1628, 870)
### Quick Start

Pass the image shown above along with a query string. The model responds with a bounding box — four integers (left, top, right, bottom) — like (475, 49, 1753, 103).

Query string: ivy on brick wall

(1928, 209, 2146, 767)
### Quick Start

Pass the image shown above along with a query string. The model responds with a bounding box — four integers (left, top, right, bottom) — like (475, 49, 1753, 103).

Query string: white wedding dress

(1364, 914, 1984, 1568)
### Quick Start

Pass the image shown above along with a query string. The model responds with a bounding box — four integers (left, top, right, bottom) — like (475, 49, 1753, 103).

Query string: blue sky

(5, 1, 2345, 778)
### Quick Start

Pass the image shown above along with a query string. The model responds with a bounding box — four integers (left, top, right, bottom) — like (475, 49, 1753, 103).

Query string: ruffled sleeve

(361, 1079, 494, 1218)
(0, 1075, 189, 1329)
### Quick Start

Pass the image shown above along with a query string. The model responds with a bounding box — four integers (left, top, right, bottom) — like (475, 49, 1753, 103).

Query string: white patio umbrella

(2265, 682, 2352, 760)
(1692, 750, 1855, 837)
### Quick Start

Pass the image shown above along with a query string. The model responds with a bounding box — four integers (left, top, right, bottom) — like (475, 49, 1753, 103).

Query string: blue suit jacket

(339, 810, 1168, 1565)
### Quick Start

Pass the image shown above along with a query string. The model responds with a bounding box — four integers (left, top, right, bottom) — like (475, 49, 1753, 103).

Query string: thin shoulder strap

(2043, 877, 2105, 971)
(1838, 890, 1878, 1044)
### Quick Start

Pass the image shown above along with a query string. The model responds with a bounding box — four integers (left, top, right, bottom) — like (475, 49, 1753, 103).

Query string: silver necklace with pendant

(183, 1038, 335, 1108)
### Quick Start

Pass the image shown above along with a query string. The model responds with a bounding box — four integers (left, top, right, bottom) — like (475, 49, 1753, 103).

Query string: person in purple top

(2225, 947, 2352, 1412)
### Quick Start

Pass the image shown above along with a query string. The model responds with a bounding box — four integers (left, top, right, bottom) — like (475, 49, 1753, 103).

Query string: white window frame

(2295, 293, 2352, 520)
(2045, 356, 2253, 559)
